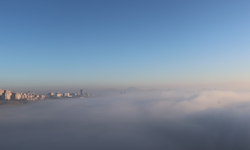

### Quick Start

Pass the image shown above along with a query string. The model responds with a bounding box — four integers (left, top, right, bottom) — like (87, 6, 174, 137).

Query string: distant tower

(80, 89, 84, 95)
(2, 90, 12, 100)
(0, 89, 4, 99)
(12, 92, 21, 100)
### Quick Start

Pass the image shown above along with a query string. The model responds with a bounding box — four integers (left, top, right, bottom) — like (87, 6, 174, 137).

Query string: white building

(2, 90, 12, 100)
(12, 92, 21, 100)
(54, 92, 62, 98)
(63, 93, 71, 97)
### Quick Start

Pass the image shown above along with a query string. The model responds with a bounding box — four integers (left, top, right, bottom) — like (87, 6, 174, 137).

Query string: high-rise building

(12, 92, 21, 100)
(2, 90, 12, 100)
(0, 89, 4, 99)
(80, 89, 84, 95)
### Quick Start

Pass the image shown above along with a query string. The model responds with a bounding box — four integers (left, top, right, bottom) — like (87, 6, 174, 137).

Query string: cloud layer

(1, 90, 250, 150)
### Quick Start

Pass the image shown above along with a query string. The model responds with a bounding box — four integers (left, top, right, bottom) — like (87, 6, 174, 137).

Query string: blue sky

(1, 0, 250, 91)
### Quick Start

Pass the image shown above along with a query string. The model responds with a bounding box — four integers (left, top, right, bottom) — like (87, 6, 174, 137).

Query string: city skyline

(1, 1, 250, 149)
(0, 88, 92, 101)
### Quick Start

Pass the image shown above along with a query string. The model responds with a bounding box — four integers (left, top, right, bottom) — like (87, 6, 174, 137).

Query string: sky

(1, 0, 250, 92)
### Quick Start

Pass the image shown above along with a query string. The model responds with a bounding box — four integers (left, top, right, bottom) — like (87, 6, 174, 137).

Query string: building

(70, 93, 77, 97)
(0, 89, 4, 99)
(80, 89, 84, 95)
(63, 93, 71, 97)
(2, 90, 12, 100)
(48, 92, 54, 98)
(39, 95, 45, 100)
(54, 92, 62, 98)
(12, 92, 21, 100)
(33, 95, 40, 100)
(21, 93, 27, 100)
(26, 92, 35, 101)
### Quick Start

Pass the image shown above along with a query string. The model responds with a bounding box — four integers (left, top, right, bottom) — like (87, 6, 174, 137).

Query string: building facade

(21, 93, 27, 100)
(2, 90, 12, 100)
(39, 95, 45, 100)
(48, 92, 54, 98)
(26, 92, 35, 101)
(63, 93, 70, 97)
(12, 92, 21, 100)
(80, 89, 84, 95)
(55, 92, 62, 98)
(0, 89, 4, 99)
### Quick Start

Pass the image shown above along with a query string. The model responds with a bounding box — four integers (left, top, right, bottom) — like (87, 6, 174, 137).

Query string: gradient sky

(1, 0, 250, 91)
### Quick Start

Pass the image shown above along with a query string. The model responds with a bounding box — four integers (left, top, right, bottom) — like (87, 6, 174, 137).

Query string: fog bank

(1, 90, 250, 150)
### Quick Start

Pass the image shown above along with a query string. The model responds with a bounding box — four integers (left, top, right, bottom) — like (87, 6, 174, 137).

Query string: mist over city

(1, 0, 250, 150)
(1, 89, 250, 150)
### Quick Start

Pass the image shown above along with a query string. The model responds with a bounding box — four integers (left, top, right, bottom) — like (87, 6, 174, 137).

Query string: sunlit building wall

(0, 89, 4, 99)
(12, 92, 21, 100)
(55, 92, 62, 98)
(2, 90, 12, 100)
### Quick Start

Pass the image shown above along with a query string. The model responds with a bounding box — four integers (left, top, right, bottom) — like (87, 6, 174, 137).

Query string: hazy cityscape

(0, 89, 93, 102)
(1, 1, 250, 150)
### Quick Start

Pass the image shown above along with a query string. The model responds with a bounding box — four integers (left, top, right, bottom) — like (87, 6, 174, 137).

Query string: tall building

(0, 89, 4, 99)
(12, 92, 21, 100)
(80, 89, 84, 95)
(2, 90, 12, 100)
